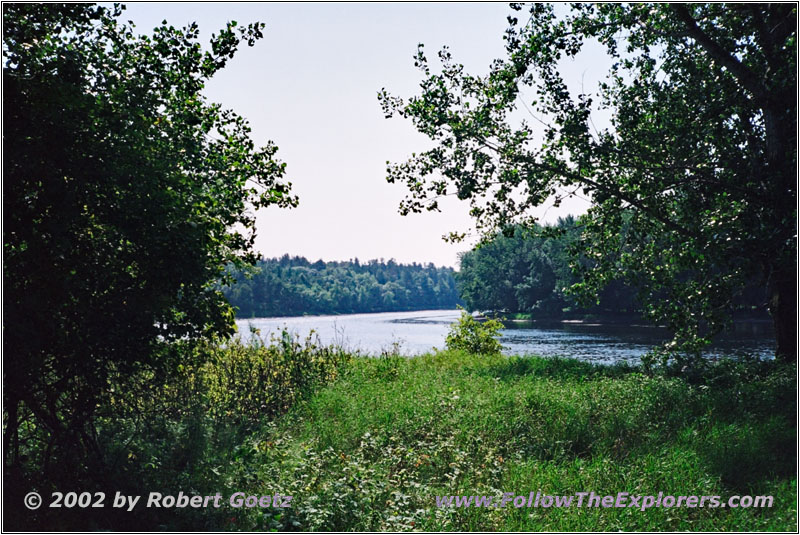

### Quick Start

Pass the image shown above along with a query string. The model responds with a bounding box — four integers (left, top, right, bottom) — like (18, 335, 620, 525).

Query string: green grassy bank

(220, 351, 796, 531)
(16, 339, 797, 531)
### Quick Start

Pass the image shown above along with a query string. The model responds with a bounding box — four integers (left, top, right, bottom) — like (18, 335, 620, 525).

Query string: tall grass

(229, 351, 796, 531)
(20, 331, 352, 531)
(23, 339, 796, 531)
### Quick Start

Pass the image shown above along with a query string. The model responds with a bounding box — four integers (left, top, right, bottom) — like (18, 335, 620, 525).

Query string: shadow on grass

(480, 355, 638, 382)
(479, 355, 796, 494)
(692, 416, 796, 492)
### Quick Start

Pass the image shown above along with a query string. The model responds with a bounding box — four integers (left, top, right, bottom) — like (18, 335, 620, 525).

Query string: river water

(234, 309, 775, 365)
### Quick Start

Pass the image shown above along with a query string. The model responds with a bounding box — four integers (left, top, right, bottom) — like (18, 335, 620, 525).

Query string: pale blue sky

(121, 2, 602, 267)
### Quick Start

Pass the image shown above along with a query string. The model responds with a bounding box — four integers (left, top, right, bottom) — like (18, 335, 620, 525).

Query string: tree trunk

(768, 263, 797, 363)
(3, 397, 20, 469)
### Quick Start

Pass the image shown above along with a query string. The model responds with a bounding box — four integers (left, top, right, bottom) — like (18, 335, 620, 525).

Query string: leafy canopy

(380, 3, 796, 362)
(445, 309, 504, 355)
(3, 3, 296, 479)
(457, 218, 641, 318)
(224, 255, 461, 317)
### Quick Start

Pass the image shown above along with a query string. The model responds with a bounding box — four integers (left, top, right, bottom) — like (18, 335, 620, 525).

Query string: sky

(121, 2, 605, 268)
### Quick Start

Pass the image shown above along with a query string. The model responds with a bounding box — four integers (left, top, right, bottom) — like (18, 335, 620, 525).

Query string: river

(234, 309, 775, 365)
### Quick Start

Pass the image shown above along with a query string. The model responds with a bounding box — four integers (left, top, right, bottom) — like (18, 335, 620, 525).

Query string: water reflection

(234, 310, 775, 364)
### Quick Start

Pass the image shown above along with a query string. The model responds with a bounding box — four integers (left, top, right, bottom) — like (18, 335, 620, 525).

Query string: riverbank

(493, 310, 772, 324)
(234, 305, 460, 320)
(233, 310, 776, 363)
(15, 339, 795, 531)
(227, 351, 795, 531)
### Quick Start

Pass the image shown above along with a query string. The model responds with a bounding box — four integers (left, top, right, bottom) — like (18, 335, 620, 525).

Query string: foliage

(457, 217, 770, 324)
(9, 336, 794, 530)
(223, 255, 461, 317)
(379, 3, 796, 362)
(3, 3, 295, 496)
(200, 331, 352, 422)
(8, 331, 352, 530)
(226, 351, 795, 531)
(445, 310, 504, 355)
(458, 217, 639, 318)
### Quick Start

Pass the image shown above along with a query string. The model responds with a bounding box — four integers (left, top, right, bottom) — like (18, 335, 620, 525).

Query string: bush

(445, 310, 504, 354)
(12, 332, 354, 530)
(199, 329, 352, 424)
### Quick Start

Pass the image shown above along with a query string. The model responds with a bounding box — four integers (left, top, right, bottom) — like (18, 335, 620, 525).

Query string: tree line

(457, 216, 770, 322)
(223, 255, 461, 317)
(224, 219, 771, 322)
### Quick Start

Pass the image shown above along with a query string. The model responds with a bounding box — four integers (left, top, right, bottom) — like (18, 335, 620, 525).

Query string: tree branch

(513, 153, 699, 240)
(672, 5, 769, 103)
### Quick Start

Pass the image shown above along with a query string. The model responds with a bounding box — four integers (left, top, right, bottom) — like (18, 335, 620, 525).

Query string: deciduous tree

(380, 3, 796, 362)
(3, 3, 296, 483)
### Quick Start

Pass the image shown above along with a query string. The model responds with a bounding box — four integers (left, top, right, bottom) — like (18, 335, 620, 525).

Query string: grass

(25, 340, 794, 531)
(211, 350, 796, 531)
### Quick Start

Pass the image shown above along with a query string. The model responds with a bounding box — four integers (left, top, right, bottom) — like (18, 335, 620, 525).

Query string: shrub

(445, 310, 504, 354)
(201, 329, 352, 424)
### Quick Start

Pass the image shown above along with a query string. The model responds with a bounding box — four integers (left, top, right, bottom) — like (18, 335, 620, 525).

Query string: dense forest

(224, 218, 770, 321)
(457, 217, 636, 319)
(457, 217, 770, 322)
(223, 255, 461, 317)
